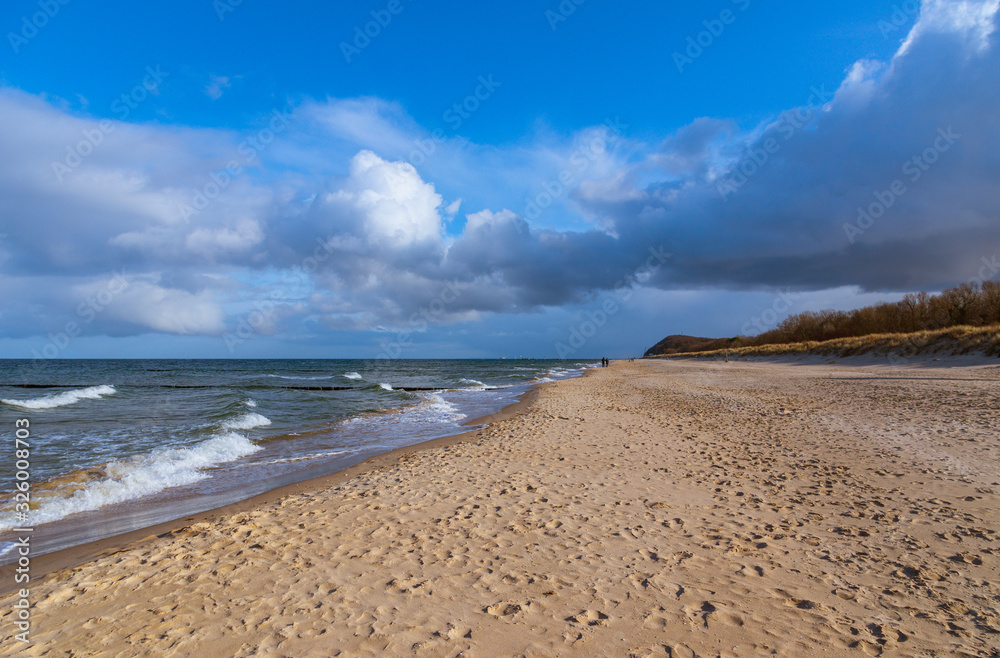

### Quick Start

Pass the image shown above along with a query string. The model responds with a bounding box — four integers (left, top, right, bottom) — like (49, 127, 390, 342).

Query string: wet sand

(2, 359, 999, 656)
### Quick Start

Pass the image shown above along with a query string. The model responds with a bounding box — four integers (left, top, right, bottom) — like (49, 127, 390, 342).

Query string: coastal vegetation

(646, 282, 1000, 359)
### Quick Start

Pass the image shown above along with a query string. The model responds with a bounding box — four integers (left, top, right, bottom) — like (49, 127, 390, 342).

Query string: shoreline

(4, 359, 997, 656)
(0, 378, 555, 597)
(0, 359, 594, 562)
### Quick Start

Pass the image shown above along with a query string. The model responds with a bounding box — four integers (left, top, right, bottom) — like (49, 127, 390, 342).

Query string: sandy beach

(3, 358, 1000, 657)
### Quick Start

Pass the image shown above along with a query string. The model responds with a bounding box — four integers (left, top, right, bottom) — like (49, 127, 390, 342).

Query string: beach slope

(3, 359, 999, 656)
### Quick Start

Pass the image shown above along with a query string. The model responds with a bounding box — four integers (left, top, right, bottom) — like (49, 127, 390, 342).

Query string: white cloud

(185, 218, 265, 257)
(1, 0, 998, 346)
(303, 97, 420, 157)
(204, 75, 232, 100)
(833, 59, 888, 109)
(328, 150, 445, 248)
(109, 282, 227, 335)
(444, 198, 462, 218)
(900, 0, 1000, 56)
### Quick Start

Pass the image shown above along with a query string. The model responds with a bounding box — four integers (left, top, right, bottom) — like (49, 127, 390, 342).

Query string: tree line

(745, 281, 1000, 346)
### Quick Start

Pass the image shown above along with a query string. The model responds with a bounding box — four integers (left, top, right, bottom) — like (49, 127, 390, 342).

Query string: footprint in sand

(682, 601, 746, 629)
(643, 609, 680, 629)
(444, 625, 472, 640)
(782, 597, 821, 610)
(738, 564, 766, 577)
(485, 602, 522, 617)
(566, 609, 610, 626)
(562, 631, 583, 645)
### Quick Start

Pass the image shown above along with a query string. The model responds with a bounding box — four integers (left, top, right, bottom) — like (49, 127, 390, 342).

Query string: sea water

(0, 359, 592, 559)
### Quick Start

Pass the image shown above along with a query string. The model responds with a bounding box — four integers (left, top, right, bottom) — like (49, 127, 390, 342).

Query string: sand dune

(2, 359, 999, 656)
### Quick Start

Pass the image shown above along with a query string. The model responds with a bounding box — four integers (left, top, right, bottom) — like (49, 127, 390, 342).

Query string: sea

(0, 359, 593, 561)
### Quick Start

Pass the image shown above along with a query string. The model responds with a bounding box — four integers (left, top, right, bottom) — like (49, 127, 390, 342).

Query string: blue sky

(5, 1, 909, 137)
(1, 0, 998, 358)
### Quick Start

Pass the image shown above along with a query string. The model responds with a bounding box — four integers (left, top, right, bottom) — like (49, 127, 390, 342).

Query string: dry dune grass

(652, 324, 1000, 360)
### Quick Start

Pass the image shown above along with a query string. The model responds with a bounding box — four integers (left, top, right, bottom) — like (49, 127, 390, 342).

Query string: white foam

(403, 393, 467, 424)
(222, 412, 271, 431)
(0, 431, 261, 531)
(343, 372, 363, 380)
(1, 385, 117, 410)
(379, 383, 394, 391)
(344, 392, 466, 429)
(244, 399, 257, 408)
(268, 374, 333, 380)
(259, 449, 352, 466)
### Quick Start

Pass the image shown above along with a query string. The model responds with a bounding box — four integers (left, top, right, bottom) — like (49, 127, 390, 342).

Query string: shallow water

(0, 358, 592, 559)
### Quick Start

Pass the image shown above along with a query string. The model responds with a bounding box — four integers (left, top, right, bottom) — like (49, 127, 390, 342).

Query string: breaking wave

(1, 385, 117, 410)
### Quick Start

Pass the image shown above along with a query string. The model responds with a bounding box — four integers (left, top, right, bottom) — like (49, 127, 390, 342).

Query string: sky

(1, 0, 998, 359)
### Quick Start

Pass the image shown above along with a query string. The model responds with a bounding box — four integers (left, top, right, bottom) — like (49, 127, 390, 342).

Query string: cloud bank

(1, 0, 998, 348)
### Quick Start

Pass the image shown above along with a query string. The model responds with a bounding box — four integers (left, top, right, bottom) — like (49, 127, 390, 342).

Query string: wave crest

(0, 431, 261, 531)
(1, 385, 117, 410)
(222, 412, 272, 431)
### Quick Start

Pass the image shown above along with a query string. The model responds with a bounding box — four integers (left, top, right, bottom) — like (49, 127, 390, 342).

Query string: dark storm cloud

(0, 1, 997, 341)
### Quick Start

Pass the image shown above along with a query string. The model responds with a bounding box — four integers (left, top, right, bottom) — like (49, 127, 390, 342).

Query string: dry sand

(2, 359, 1000, 657)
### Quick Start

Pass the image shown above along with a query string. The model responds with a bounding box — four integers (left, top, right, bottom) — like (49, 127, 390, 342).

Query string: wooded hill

(645, 281, 1000, 356)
